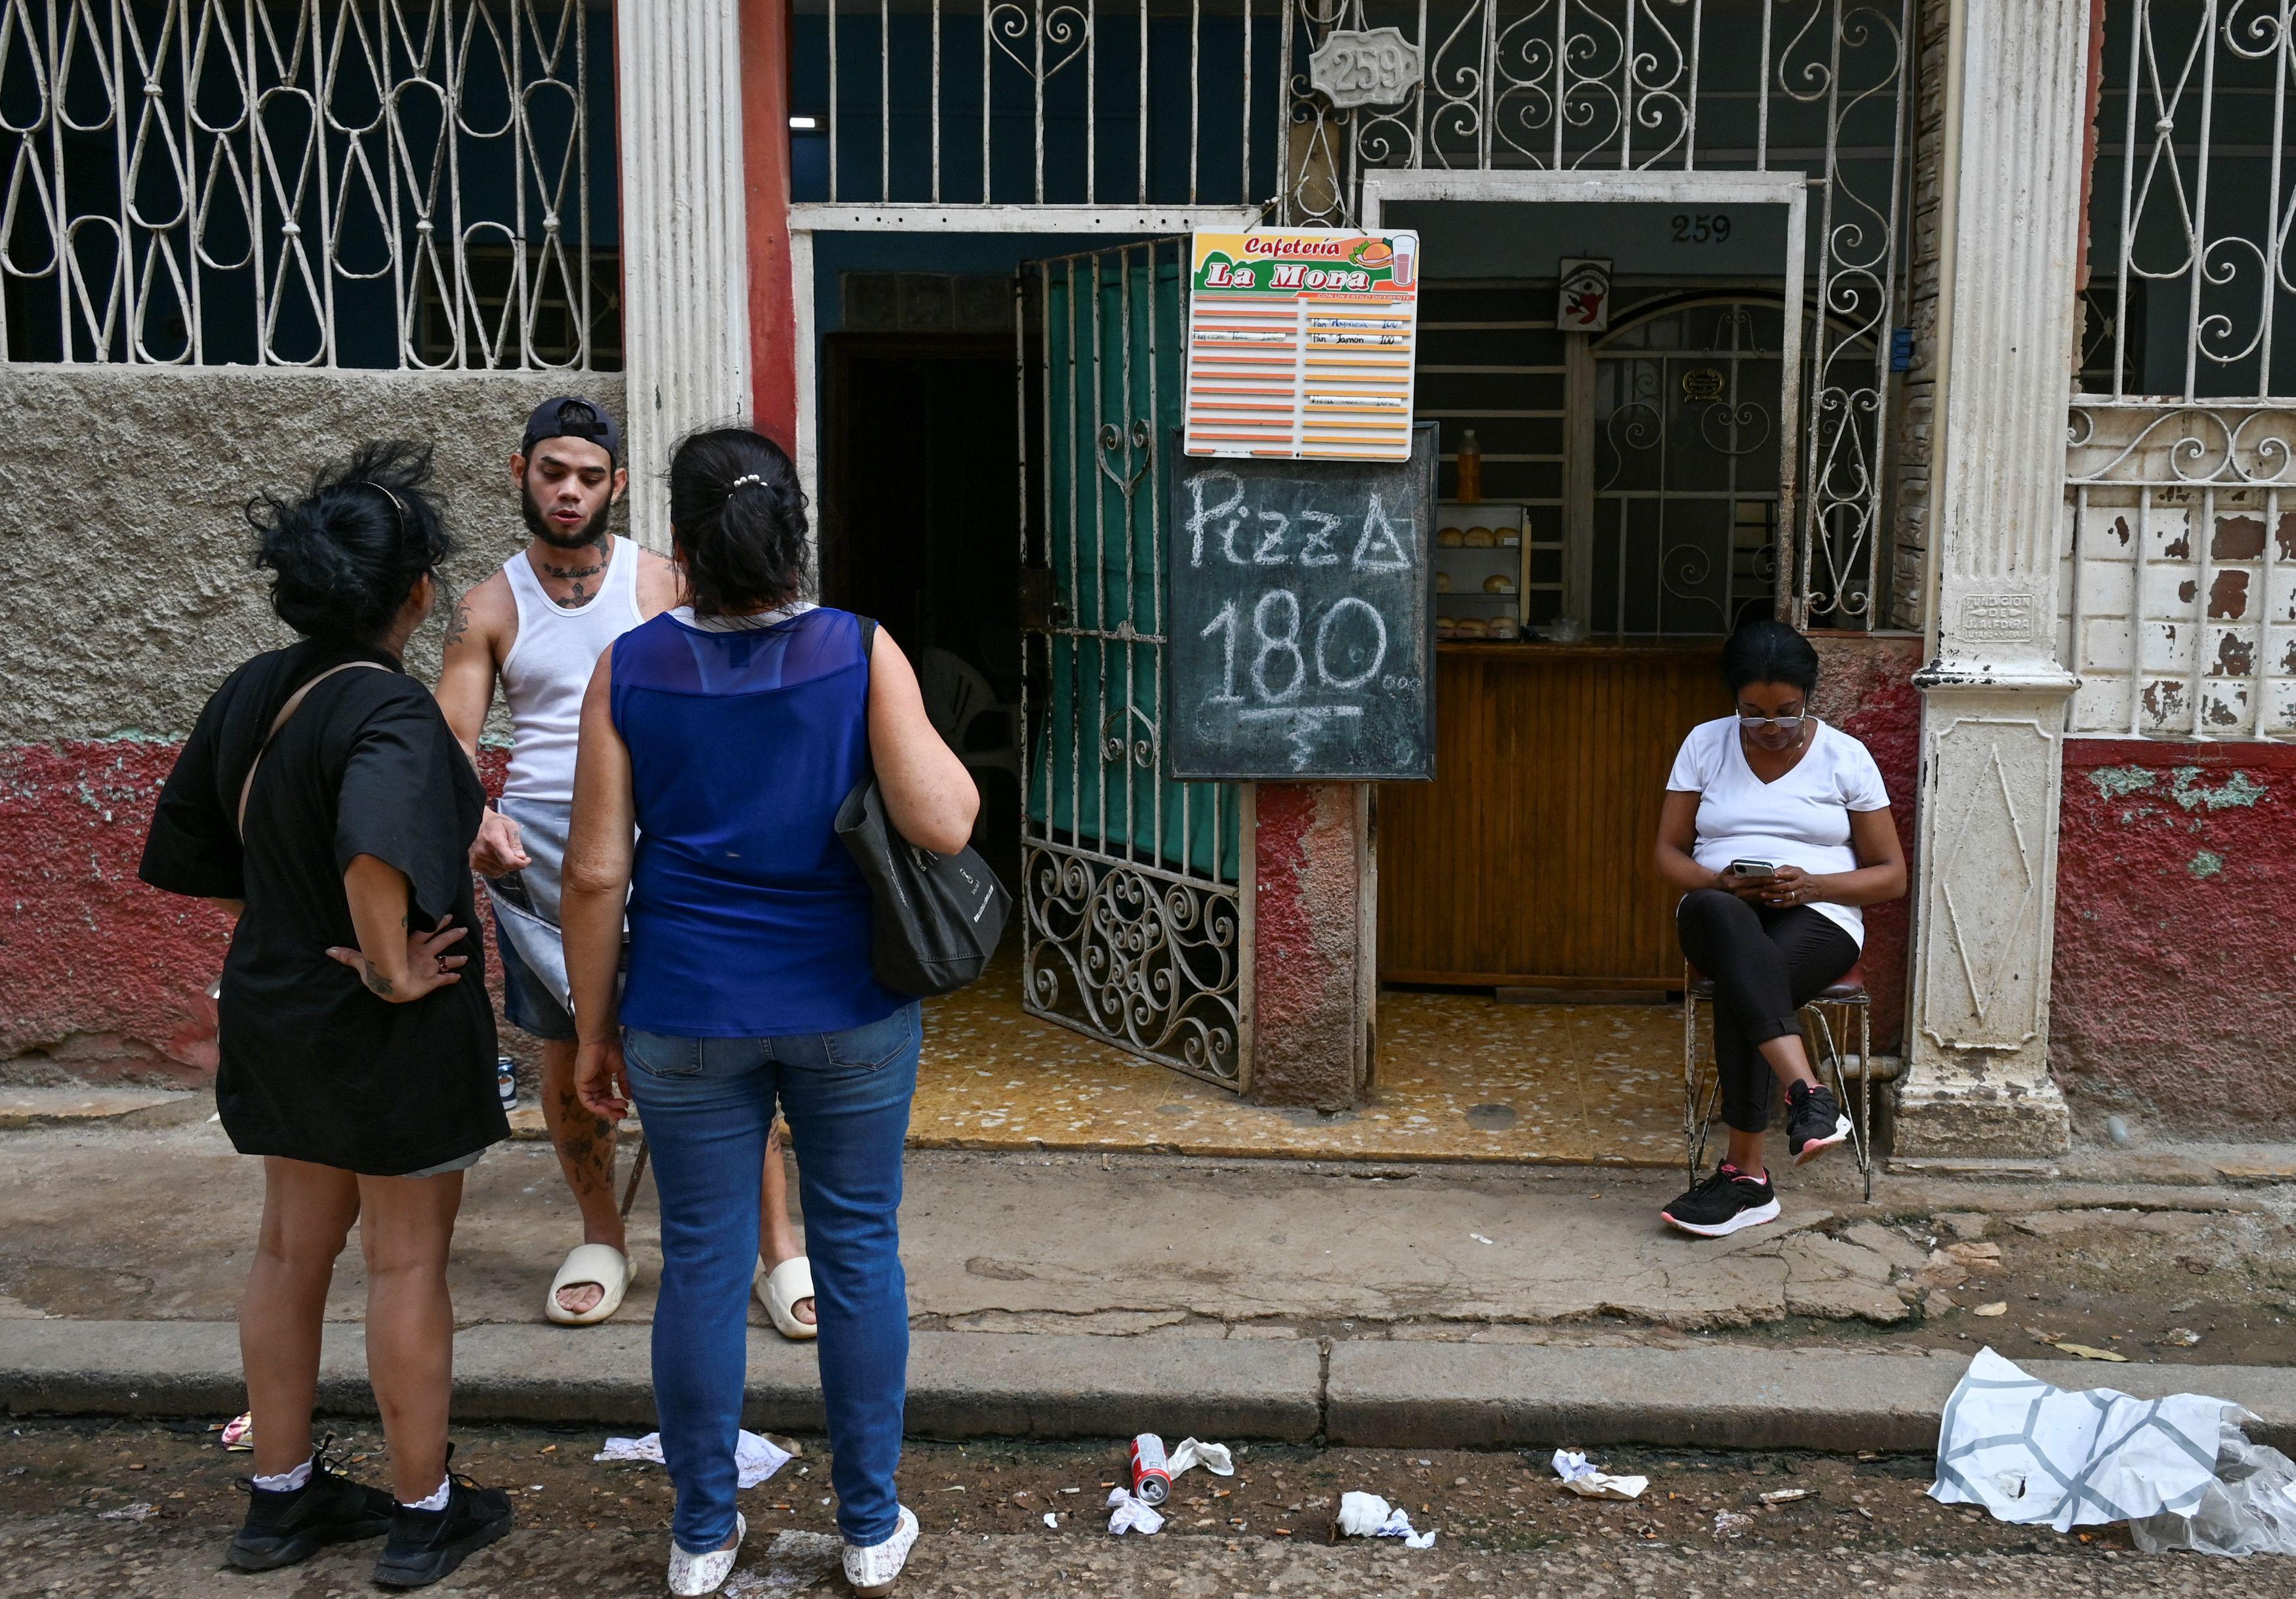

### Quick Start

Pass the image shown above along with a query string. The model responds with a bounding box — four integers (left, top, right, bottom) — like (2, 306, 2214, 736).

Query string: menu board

(1182, 229, 1422, 463)
(1164, 423, 1437, 782)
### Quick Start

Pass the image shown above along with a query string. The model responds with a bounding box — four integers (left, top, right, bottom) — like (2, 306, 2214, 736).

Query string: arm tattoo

(359, 959, 396, 998)
(443, 599, 473, 648)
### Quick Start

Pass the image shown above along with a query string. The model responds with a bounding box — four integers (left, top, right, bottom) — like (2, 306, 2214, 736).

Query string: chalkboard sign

(1164, 423, 1437, 781)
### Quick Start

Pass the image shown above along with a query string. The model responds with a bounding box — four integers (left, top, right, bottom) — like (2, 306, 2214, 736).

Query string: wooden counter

(1377, 638, 1725, 990)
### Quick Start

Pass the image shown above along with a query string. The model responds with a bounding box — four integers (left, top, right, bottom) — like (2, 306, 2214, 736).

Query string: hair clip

(728, 473, 768, 492)
(360, 480, 409, 537)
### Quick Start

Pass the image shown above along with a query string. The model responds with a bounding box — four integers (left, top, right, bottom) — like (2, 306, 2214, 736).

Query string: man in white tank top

(436, 397, 816, 1336)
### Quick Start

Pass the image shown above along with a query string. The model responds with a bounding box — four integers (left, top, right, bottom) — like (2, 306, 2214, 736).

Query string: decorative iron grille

(1, 1, 611, 367)
(794, 3, 1912, 631)
(1017, 241, 1250, 1088)
(2064, 0, 2296, 739)
(1281, 1, 1912, 630)
(791, 0, 1286, 207)
(1593, 298, 1786, 635)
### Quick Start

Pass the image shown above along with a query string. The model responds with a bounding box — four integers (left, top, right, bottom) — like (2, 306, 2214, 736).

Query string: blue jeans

(623, 1002, 921, 1552)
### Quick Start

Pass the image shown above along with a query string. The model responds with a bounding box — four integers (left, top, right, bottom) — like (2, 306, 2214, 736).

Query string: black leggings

(1677, 889, 1858, 1135)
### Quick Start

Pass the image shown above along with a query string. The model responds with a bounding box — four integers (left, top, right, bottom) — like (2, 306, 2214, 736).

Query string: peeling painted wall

(1811, 633, 1925, 1050)
(1, 367, 625, 1069)
(1251, 783, 1366, 1110)
(2052, 739, 2296, 1133)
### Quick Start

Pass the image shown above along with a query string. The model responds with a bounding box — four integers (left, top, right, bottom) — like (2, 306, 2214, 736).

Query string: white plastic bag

(1931, 1348, 2238, 1531)
(2127, 1417, 2296, 1557)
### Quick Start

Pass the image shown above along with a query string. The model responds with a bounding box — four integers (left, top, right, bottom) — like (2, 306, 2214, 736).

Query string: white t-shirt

(1665, 716, 1892, 947)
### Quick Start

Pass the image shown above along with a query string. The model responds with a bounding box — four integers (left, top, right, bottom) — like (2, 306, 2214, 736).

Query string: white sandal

(668, 1511, 745, 1596)
(754, 1256, 817, 1340)
(545, 1243, 638, 1326)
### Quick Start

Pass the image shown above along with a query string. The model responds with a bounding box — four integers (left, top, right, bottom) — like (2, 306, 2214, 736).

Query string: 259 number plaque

(1307, 28, 1424, 110)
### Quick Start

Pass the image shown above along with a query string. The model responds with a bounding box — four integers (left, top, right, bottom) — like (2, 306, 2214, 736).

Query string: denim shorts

(495, 916, 576, 1041)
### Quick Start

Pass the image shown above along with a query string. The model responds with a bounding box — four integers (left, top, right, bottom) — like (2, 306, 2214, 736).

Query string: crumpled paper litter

(596, 1429, 792, 1489)
(1168, 1437, 1234, 1479)
(1551, 1449, 1649, 1501)
(1105, 1486, 1165, 1535)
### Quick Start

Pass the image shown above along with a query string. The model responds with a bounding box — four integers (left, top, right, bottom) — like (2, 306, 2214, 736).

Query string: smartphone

(1728, 859, 1780, 878)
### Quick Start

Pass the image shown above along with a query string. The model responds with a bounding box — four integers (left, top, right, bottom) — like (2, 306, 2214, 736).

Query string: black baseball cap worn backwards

(521, 396, 621, 467)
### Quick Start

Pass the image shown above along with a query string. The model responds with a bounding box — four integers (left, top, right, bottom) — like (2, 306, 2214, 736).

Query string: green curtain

(1027, 247, 1240, 883)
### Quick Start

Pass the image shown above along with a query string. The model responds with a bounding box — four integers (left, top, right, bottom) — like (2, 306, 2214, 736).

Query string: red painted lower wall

(1811, 633, 1924, 1052)
(41, 682, 2274, 1140)
(2052, 738, 2296, 1133)
(0, 739, 226, 1077)
(1250, 783, 1365, 1109)
(1, 739, 512, 1081)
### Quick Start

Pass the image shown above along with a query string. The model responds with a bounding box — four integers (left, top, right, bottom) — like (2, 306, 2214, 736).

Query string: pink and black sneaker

(1661, 1163, 1782, 1237)
(1786, 1081, 1853, 1165)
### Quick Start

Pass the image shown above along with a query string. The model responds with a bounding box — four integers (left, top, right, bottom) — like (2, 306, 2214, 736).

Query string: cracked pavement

(3, 1119, 2293, 1362)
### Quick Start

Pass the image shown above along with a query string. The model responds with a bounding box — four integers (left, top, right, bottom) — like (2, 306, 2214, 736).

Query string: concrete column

(1896, 0, 2090, 1158)
(1248, 784, 1374, 1110)
(616, 1, 754, 549)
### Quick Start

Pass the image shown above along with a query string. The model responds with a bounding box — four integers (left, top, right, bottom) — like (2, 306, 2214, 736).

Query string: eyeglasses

(1738, 713, 1809, 732)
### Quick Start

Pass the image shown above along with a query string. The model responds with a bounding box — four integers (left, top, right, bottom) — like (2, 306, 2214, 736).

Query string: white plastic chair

(917, 647, 1023, 792)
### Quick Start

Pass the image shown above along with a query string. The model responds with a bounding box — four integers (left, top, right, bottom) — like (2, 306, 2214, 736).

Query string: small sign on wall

(1183, 229, 1423, 462)
(1307, 28, 1424, 109)
(1557, 257, 1613, 333)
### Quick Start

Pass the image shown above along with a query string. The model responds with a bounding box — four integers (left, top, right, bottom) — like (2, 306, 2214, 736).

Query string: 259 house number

(1671, 213, 1732, 243)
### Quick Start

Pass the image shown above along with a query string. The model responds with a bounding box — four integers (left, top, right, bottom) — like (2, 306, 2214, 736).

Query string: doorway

(1361, 176, 1812, 998)
(819, 326, 1026, 891)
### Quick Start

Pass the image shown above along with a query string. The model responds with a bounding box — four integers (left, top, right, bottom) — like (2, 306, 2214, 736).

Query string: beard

(522, 482, 611, 551)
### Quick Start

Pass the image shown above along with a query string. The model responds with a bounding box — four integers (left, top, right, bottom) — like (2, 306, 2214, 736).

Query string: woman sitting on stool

(1653, 619, 1906, 1237)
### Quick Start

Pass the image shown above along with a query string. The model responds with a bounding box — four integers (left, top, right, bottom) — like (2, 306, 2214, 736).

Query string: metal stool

(1683, 964, 1878, 1201)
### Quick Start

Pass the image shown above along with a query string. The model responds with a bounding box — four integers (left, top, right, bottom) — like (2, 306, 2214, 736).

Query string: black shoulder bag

(834, 617, 1012, 995)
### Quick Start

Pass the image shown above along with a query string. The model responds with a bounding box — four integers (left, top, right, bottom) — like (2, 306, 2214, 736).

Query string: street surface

(5, 1419, 2291, 1596)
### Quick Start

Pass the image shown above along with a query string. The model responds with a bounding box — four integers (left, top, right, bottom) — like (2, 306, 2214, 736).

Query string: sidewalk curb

(3, 1321, 2292, 1455)
(0, 1321, 1321, 1444)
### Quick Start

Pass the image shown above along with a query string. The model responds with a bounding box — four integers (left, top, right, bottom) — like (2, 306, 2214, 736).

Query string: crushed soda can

(1128, 1434, 1172, 1506)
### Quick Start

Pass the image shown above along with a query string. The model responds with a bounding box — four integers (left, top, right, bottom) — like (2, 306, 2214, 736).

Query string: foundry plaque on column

(1163, 423, 1437, 781)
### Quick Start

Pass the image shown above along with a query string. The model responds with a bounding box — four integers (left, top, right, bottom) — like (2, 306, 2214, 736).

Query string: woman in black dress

(140, 442, 513, 1589)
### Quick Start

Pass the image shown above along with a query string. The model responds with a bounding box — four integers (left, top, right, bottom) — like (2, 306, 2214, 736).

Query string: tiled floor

(914, 957, 1686, 1167)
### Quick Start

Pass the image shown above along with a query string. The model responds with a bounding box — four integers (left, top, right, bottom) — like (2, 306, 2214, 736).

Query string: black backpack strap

(855, 613, 879, 660)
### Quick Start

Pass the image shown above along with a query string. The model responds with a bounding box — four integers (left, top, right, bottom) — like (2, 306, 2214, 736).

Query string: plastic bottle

(1455, 428, 1483, 503)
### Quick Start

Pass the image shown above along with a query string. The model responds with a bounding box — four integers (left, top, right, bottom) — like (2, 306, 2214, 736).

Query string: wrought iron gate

(1016, 239, 1250, 1089)
(1593, 299, 1787, 636)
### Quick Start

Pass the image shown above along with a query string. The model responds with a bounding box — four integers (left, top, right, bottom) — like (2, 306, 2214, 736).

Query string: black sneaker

(1787, 1081, 1853, 1165)
(371, 1447, 514, 1589)
(1661, 1165, 1782, 1237)
(226, 1439, 394, 1572)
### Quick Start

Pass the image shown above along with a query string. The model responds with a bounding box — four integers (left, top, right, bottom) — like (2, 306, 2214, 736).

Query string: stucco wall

(2051, 738, 2296, 1135)
(1, 366, 626, 1069)
(1, 367, 630, 742)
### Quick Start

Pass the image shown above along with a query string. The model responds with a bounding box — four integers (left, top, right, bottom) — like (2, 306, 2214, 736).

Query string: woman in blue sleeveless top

(560, 429, 977, 1598)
